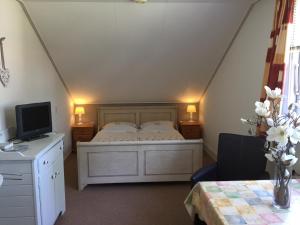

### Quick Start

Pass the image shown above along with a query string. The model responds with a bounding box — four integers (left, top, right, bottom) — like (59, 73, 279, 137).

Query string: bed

(77, 106, 203, 190)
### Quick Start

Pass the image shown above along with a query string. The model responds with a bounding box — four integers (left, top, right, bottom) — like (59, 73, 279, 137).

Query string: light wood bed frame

(77, 106, 203, 190)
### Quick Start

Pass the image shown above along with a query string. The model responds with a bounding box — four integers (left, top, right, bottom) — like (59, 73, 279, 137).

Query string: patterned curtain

(260, 0, 296, 101)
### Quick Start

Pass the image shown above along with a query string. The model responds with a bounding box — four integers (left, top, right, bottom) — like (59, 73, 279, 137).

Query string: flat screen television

(15, 102, 52, 141)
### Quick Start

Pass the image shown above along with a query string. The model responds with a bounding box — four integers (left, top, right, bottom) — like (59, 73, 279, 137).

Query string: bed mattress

(92, 129, 184, 142)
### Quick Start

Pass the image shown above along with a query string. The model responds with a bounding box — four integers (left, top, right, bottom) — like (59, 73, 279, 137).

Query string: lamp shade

(187, 105, 196, 113)
(75, 106, 85, 115)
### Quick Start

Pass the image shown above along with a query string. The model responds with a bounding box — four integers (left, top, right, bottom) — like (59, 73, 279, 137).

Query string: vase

(273, 163, 291, 209)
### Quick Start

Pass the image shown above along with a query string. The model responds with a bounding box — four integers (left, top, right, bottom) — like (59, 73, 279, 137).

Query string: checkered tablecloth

(185, 180, 300, 225)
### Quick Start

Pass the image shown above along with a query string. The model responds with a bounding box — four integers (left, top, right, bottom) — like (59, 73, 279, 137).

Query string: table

(185, 180, 300, 225)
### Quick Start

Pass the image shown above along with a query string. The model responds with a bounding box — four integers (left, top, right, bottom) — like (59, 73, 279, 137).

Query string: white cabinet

(53, 153, 65, 216)
(39, 167, 56, 225)
(39, 139, 65, 225)
(0, 133, 66, 225)
(39, 142, 65, 225)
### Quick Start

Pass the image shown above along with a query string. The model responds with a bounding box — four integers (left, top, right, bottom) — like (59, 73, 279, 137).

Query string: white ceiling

(23, 0, 254, 104)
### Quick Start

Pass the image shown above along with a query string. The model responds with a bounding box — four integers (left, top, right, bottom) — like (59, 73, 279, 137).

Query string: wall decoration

(0, 37, 10, 87)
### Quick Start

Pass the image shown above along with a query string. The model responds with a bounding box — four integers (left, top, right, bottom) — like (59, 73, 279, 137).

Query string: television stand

(24, 134, 49, 141)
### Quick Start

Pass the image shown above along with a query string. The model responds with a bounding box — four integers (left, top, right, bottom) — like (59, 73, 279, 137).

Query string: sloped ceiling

(23, 0, 254, 104)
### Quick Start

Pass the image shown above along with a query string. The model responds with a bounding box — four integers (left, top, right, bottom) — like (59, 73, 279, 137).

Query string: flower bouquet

(242, 86, 299, 209)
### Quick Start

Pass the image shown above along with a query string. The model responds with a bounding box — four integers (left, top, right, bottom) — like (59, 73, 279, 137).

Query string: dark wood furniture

(179, 121, 202, 139)
(72, 122, 95, 152)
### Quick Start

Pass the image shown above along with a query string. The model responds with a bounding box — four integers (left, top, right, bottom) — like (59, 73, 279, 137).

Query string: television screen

(16, 102, 52, 140)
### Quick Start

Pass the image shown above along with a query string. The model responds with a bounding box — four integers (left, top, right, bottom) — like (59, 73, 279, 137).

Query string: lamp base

(189, 112, 194, 122)
(77, 114, 83, 125)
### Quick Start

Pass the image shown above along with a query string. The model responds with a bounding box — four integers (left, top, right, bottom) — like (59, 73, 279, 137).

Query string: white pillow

(102, 122, 137, 132)
(140, 120, 174, 131)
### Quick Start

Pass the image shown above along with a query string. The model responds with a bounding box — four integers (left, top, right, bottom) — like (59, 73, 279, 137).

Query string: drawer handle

(54, 171, 60, 178)
(51, 175, 54, 179)
(1, 173, 23, 181)
(43, 160, 49, 165)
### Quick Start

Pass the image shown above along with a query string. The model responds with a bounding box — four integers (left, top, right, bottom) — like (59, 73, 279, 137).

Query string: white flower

(272, 150, 279, 159)
(266, 126, 289, 146)
(288, 127, 300, 144)
(281, 153, 298, 167)
(266, 118, 274, 127)
(265, 86, 281, 99)
(265, 153, 274, 162)
(284, 169, 290, 177)
(240, 118, 248, 124)
(290, 157, 298, 167)
(255, 100, 270, 117)
(289, 147, 296, 155)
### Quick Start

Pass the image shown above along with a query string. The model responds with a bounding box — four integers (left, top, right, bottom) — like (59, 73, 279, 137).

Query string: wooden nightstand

(72, 122, 95, 152)
(179, 121, 202, 139)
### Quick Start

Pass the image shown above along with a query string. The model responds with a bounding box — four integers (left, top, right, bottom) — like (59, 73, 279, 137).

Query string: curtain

(260, 0, 296, 101)
(281, 48, 300, 113)
(282, 0, 300, 113)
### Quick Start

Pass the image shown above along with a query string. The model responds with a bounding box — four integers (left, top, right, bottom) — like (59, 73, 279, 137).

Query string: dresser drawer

(0, 205, 35, 217)
(73, 127, 94, 135)
(0, 196, 34, 207)
(0, 217, 35, 225)
(75, 134, 94, 142)
(0, 185, 33, 197)
(182, 127, 200, 134)
(0, 161, 32, 174)
(72, 123, 95, 152)
(2, 173, 33, 186)
(179, 123, 202, 139)
(38, 140, 63, 171)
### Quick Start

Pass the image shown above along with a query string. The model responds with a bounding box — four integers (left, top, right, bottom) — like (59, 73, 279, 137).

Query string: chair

(191, 133, 269, 186)
(191, 133, 269, 225)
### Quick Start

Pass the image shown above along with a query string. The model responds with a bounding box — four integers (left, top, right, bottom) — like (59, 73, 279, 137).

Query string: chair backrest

(216, 133, 267, 181)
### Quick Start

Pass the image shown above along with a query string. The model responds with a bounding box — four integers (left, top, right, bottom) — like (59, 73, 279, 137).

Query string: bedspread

(138, 130, 184, 141)
(92, 129, 184, 142)
(92, 131, 138, 142)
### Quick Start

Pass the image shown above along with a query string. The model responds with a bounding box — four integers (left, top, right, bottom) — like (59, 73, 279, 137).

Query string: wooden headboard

(97, 106, 177, 130)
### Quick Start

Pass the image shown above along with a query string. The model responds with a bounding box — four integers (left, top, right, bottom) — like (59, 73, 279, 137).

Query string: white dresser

(0, 133, 66, 225)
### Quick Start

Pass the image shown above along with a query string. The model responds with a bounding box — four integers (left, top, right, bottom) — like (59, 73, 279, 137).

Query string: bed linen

(92, 131, 138, 142)
(92, 129, 184, 142)
(138, 129, 184, 141)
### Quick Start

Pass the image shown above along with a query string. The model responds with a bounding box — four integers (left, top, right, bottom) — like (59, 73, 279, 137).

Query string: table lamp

(75, 106, 85, 125)
(187, 104, 196, 122)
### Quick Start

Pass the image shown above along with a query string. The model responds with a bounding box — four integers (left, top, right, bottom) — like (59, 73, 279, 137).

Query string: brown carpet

(55, 152, 214, 225)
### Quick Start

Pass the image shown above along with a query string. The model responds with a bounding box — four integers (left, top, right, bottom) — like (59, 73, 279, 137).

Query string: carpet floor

(55, 152, 214, 225)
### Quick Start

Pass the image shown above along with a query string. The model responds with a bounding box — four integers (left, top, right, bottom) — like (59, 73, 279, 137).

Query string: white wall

(200, 0, 275, 157)
(0, 0, 73, 156)
(24, 1, 251, 104)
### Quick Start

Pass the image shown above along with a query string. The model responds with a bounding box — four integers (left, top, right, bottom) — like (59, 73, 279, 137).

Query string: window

(282, 0, 300, 113)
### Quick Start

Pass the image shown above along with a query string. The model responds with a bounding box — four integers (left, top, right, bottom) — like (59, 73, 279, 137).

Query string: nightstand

(72, 122, 95, 152)
(179, 121, 202, 139)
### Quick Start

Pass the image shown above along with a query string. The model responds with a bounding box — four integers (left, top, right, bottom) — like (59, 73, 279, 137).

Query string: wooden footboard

(77, 140, 203, 190)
